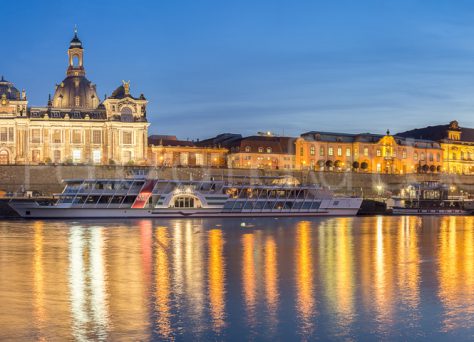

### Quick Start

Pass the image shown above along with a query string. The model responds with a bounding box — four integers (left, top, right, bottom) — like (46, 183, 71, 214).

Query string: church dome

(52, 75, 99, 109)
(0, 76, 21, 100)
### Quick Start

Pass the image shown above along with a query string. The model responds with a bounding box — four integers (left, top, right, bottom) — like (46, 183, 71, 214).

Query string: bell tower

(67, 27, 85, 77)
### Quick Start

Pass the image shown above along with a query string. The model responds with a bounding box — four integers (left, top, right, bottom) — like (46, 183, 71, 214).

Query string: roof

(397, 123, 474, 143)
(195, 133, 242, 148)
(227, 136, 296, 154)
(0, 76, 22, 101)
(108, 84, 146, 101)
(69, 31, 83, 49)
(149, 135, 195, 147)
(301, 131, 442, 149)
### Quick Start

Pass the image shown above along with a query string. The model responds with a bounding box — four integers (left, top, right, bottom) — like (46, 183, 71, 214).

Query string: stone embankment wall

(0, 165, 473, 197)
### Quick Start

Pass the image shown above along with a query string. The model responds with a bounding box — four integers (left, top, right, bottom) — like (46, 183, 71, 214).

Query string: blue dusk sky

(2, 0, 474, 139)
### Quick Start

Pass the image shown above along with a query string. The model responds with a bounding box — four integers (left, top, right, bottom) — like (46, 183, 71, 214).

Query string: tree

(325, 160, 333, 168)
(352, 161, 360, 170)
(334, 160, 342, 168)
(422, 164, 429, 173)
(429, 165, 436, 172)
(360, 162, 368, 170)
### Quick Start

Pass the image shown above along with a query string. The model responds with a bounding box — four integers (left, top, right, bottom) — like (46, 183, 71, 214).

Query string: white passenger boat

(9, 177, 362, 219)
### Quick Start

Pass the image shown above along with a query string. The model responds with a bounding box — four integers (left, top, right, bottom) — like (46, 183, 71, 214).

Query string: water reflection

(208, 229, 226, 333)
(438, 216, 474, 332)
(295, 221, 315, 337)
(3, 217, 474, 340)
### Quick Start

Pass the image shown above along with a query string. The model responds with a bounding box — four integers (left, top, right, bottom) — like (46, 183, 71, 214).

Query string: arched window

(120, 107, 134, 122)
(172, 195, 201, 208)
(245, 146, 251, 152)
(72, 55, 80, 67)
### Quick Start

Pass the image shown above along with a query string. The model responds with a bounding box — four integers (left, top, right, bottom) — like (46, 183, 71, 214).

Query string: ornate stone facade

(0, 30, 149, 165)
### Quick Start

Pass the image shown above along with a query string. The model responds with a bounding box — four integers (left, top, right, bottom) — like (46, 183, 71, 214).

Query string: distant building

(225, 135, 296, 170)
(398, 120, 474, 174)
(0, 29, 149, 165)
(148, 135, 227, 167)
(296, 130, 443, 174)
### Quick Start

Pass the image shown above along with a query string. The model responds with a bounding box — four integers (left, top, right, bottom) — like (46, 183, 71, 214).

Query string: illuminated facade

(296, 131, 443, 174)
(148, 135, 227, 167)
(398, 121, 474, 174)
(0, 30, 149, 165)
(225, 135, 296, 170)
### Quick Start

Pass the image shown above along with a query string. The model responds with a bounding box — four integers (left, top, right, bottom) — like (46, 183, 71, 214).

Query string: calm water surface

(1, 216, 474, 341)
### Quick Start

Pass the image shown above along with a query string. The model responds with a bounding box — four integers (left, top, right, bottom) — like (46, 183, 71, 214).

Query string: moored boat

(388, 181, 474, 215)
(9, 177, 363, 219)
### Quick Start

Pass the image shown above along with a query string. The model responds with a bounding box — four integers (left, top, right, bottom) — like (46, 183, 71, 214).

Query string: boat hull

(392, 207, 471, 215)
(9, 202, 361, 219)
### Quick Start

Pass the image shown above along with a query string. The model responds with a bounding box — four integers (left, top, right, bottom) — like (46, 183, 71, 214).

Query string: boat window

(293, 202, 303, 210)
(311, 201, 321, 209)
(111, 196, 124, 204)
(244, 202, 254, 210)
(254, 201, 264, 210)
(73, 196, 87, 204)
(301, 202, 312, 210)
(264, 201, 275, 210)
(233, 201, 244, 210)
(98, 196, 112, 204)
(297, 190, 306, 199)
(85, 196, 100, 205)
(223, 201, 235, 211)
(284, 202, 293, 209)
(274, 202, 284, 210)
(122, 196, 136, 205)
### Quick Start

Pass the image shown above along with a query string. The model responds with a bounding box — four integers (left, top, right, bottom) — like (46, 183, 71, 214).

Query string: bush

(109, 159, 116, 165)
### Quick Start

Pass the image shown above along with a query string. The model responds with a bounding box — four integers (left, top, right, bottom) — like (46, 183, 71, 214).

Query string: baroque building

(295, 130, 443, 174)
(0, 30, 149, 165)
(398, 120, 474, 174)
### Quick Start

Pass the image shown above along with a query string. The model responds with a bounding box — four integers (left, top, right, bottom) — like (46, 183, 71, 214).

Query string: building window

(53, 150, 61, 163)
(414, 152, 418, 161)
(180, 153, 189, 166)
(245, 146, 251, 152)
(123, 151, 132, 163)
(310, 146, 315, 155)
(437, 153, 441, 162)
(461, 151, 465, 160)
(72, 149, 81, 163)
(266, 147, 272, 153)
(75, 96, 80, 107)
(420, 152, 425, 161)
(32, 150, 40, 162)
(8, 127, 13, 142)
(364, 147, 369, 157)
(452, 153, 457, 160)
(346, 148, 351, 157)
(337, 147, 342, 157)
(72, 130, 82, 144)
(0, 128, 7, 142)
(31, 129, 41, 143)
(376, 149, 381, 157)
(92, 130, 102, 144)
(402, 149, 407, 159)
(52, 129, 62, 143)
(319, 147, 324, 156)
(376, 163, 381, 172)
(196, 153, 204, 166)
(122, 131, 133, 145)
(429, 153, 434, 162)
(328, 147, 334, 156)
(92, 150, 101, 164)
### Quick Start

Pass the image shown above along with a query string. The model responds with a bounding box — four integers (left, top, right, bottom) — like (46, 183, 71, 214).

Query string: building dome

(0, 76, 21, 101)
(52, 75, 99, 109)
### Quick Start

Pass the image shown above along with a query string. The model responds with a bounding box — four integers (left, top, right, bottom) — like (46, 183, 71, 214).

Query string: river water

(1, 216, 474, 341)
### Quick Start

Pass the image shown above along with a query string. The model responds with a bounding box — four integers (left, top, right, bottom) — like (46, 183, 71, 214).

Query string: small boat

(9, 177, 363, 219)
(388, 181, 474, 215)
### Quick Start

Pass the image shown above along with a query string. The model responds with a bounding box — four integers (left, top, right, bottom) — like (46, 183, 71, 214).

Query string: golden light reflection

(69, 227, 87, 342)
(33, 221, 46, 338)
(397, 216, 420, 324)
(319, 218, 355, 337)
(295, 221, 315, 336)
(208, 229, 226, 332)
(264, 236, 279, 333)
(155, 226, 173, 340)
(438, 216, 474, 331)
(242, 233, 257, 327)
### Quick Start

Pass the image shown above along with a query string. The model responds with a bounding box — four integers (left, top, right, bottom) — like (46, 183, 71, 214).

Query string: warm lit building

(296, 130, 443, 174)
(398, 120, 474, 174)
(148, 135, 227, 167)
(0, 30, 149, 165)
(224, 134, 296, 170)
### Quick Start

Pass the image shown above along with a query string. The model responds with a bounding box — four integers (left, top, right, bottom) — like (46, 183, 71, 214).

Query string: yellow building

(225, 135, 296, 170)
(148, 135, 227, 167)
(296, 131, 443, 174)
(0, 30, 149, 165)
(398, 121, 474, 174)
